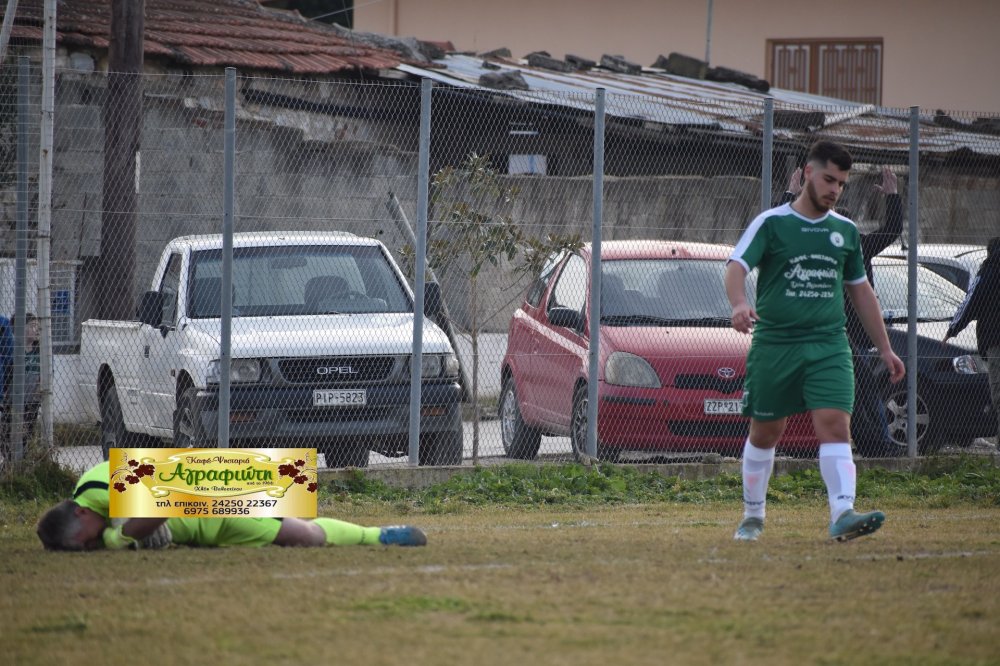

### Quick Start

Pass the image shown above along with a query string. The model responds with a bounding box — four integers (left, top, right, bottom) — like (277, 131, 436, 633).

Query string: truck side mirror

(137, 291, 164, 327)
(423, 281, 443, 319)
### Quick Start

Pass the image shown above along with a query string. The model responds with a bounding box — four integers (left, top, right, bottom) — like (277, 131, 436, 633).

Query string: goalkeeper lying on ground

(36, 461, 426, 551)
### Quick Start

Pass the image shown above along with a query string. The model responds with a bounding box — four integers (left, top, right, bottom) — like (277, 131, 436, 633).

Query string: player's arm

(845, 280, 905, 384)
(103, 518, 170, 550)
(725, 261, 757, 334)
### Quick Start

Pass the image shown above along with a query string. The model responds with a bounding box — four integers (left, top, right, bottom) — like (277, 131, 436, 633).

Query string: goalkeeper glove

(102, 524, 138, 550)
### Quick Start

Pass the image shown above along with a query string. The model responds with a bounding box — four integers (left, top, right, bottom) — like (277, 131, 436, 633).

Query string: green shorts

(741, 337, 854, 420)
(166, 517, 282, 548)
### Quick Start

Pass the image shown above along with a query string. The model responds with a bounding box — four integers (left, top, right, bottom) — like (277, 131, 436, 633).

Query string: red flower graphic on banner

(277, 457, 318, 493)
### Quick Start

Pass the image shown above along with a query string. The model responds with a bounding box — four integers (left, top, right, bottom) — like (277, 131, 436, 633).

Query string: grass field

(2, 459, 1000, 666)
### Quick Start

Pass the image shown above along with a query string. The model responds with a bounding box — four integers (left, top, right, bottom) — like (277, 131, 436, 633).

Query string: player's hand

(875, 166, 898, 195)
(787, 167, 803, 195)
(730, 303, 758, 334)
(880, 349, 905, 384)
(140, 522, 173, 550)
(102, 525, 138, 550)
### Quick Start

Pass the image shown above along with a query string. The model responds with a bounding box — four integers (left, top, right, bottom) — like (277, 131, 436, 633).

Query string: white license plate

(313, 389, 367, 407)
(704, 399, 742, 415)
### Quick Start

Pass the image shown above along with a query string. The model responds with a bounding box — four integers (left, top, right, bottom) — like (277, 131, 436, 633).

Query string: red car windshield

(600, 258, 748, 324)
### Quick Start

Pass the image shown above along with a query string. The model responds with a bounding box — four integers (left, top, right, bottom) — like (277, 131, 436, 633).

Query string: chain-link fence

(2, 58, 998, 478)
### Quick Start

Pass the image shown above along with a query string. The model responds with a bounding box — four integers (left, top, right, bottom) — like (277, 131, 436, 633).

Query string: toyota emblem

(717, 367, 736, 379)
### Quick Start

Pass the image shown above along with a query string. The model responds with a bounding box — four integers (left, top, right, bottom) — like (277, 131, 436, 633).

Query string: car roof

(581, 240, 734, 261)
(877, 243, 985, 260)
(167, 231, 373, 252)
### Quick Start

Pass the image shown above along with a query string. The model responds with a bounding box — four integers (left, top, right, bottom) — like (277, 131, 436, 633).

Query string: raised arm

(861, 166, 904, 259)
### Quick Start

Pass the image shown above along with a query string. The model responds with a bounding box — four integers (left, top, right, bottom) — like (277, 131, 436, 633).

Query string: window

(767, 38, 882, 104)
(525, 250, 567, 308)
(159, 253, 183, 325)
(548, 254, 587, 314)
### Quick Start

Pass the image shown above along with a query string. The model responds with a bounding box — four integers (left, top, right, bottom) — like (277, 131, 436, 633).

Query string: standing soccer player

(725, 140, 905, 542)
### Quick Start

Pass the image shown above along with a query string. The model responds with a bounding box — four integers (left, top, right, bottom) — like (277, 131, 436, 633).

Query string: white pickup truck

(78, 231, 463, 467)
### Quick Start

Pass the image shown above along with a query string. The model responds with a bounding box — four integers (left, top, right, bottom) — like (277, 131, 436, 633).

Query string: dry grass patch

(3, 500, 999, 666)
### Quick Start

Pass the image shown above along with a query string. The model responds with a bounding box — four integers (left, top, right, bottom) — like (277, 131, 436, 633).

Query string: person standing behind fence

(5, 313, 42, 444)
(943, 237, 1000, 444)
(725, 140, 905, 543)
(779, 165, 904, 453)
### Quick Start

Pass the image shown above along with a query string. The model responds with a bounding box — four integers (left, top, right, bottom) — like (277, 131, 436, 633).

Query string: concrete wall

(356, 0, 1000, 113)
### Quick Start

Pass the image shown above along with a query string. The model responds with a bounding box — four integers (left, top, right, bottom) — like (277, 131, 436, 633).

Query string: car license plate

(704, 399, 742, 415)
(313, 389, 367, 407)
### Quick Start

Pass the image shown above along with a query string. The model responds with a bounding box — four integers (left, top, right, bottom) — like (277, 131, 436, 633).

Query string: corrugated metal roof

(4, 0, 403, 74)
(399, 54, 1000, 156)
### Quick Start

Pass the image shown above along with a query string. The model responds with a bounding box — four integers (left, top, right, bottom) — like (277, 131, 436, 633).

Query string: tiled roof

(4, 0, 403, 74)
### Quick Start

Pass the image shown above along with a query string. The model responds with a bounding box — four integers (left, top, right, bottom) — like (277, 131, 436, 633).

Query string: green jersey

(730, 203, 866, 343)
(73, 460, 110, 517)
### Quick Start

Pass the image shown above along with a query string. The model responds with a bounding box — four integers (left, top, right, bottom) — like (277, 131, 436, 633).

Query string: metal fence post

(906, 106, 920, 457)
(9, 56, 31, 464)
(218, 66, 236, 448)
(408, 77, 432, 466)
(586, 88, 606, 460)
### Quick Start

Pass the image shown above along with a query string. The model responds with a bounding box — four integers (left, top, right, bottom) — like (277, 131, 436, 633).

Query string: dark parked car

(877, 243, 986, 291)
(857, 257, 995, 454)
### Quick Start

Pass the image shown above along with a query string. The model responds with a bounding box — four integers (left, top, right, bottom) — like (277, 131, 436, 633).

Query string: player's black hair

(807, 140, 853, 172)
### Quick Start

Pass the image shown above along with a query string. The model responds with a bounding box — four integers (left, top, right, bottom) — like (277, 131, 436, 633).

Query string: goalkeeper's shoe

(733, 516, 764, 542)
(829, 509, 885, 542)
(378, 525, 427, 547)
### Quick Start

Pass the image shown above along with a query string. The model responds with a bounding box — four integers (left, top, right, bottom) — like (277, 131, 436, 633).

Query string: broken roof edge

(396, 55, 1000, 158)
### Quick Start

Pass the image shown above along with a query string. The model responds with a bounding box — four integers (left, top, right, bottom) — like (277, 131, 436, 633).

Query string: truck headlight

(605, 351, 661, 388)
(953, 354, 989, 374)
(206, 359, 262, 384)
(411, 354, 460, 379)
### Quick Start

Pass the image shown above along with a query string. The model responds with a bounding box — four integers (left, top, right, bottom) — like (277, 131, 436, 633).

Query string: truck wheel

(173, 387, 201, 448)
(100, 384, 136, 460)
(321, 444, 370, 469)
(419, 430, 463, 466)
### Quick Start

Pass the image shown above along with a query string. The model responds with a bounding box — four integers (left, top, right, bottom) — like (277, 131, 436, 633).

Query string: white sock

(819, 442, 856, 523)
(742, 440, 775, 520)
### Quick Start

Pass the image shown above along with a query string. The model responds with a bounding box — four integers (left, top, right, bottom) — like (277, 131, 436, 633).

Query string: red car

(499, 240, 816, 460)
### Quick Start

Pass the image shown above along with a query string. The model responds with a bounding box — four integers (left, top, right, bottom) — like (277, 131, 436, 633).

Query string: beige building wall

(356, 0, 1000, 113)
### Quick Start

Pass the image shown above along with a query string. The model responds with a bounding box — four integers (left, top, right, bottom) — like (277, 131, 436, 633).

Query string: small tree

(403, 153, 580, 464)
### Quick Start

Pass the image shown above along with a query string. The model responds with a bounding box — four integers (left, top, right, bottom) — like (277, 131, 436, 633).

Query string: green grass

(2, 457, 1000, 666)
(316, 456, 1000, 511)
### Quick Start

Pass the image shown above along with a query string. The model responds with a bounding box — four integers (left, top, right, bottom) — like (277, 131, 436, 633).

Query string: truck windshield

(188, 245, 412, 318)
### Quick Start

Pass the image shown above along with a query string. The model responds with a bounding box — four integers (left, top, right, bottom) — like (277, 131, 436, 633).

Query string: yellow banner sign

(108, 448, 318, 518)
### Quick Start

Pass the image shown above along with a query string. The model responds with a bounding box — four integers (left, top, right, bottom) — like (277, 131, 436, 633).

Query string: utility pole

(705, 0, 714, 66)
(89, 0, 144, 321)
